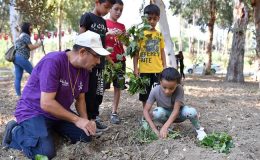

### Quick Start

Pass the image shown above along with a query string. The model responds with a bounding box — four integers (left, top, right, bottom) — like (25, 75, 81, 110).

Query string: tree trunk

(58, 0, 63, 51)
(253, 0, 260, 76)
(226, 0, 249, 82)
(0, 1, 6, 33)
(205, 0, 216, 75)
(178, 15, 183, 51)
(9, 0, 21, 42)
(189, 14, 196, 56)
(152, 0, 177, 68)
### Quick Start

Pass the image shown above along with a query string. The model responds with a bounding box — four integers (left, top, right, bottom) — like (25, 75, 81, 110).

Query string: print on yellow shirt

(138, 30, 165, 73)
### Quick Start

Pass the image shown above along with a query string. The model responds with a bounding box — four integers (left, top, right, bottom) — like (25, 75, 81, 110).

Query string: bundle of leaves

(104, 62, 124, 84)
(126, 72, 150, 95)
(200, 132, 234, 154)
(117, 15, 152, 58)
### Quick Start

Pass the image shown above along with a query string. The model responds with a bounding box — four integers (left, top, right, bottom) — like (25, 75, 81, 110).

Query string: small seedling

(168, 130, 181, 139)
(35, 154, 48, 160)
(200, 132, 234, 154)
(133, 124, 181, 144)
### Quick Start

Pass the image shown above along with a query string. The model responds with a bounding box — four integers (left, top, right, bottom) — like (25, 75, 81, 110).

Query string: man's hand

(75, 118, 96, 136)
(107, 28, 123, 36)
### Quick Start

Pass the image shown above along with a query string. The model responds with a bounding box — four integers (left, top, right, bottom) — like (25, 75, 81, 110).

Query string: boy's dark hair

(144, 4, 160, 16)
(115, 0, 123, 5)
(98, 0, 116, 5)
(160, 67, 181, 84)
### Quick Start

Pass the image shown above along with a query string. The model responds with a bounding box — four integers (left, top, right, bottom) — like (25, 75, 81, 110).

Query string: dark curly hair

(20, 22, 32, 35)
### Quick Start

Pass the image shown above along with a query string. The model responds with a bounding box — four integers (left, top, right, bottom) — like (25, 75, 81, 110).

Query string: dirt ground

(0, 73, 260, 160)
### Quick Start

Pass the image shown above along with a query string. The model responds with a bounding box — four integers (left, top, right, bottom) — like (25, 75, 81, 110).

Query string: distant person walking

(176, 51, 185, 80)
(13, 22, 42, 96)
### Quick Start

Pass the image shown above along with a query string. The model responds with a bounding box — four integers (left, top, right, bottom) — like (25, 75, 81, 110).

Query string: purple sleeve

(39, 59, 60, 92)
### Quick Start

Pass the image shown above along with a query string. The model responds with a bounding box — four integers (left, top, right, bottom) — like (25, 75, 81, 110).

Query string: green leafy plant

(117, 15, 152, 58)
(134, 127, 158, 144)
(134, 125, 181, 144)
(35, 154, 48, 160)
(104, 62, 124, 85)
(168, 130, 181, 139)
(126, 72, 150, 95)
(200, 132, 234, 154)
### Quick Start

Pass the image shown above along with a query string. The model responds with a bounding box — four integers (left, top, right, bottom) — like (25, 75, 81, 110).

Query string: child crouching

(143, 67, 207, 140)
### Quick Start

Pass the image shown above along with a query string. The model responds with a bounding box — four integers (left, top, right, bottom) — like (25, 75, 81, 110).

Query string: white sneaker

(196, 127, 207, 141)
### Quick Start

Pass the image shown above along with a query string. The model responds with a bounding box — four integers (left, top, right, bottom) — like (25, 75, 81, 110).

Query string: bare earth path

(0, 74, 259, 160)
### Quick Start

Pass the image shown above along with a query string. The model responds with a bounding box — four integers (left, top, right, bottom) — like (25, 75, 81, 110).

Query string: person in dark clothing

(79, 0, 116, 135)
(176, 51, 185, 80)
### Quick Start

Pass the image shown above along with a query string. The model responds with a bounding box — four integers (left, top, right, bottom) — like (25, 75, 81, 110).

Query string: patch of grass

(199, 132, 234, 154)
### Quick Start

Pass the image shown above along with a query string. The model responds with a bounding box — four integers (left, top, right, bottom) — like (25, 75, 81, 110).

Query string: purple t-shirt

(15, 51, 89, 123)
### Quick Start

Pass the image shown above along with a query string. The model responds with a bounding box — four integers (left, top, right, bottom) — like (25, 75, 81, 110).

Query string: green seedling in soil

(134, 127, 158, 144)
(126, 72, 150, 95)
(35, 154, 48, 160)
(200, 132, 234, 154)
(168, 130, 181, 139)
(134, 125, 181, 144)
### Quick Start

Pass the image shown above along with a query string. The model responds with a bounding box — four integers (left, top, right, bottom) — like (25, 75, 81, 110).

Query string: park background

(0, 0, 260, 160)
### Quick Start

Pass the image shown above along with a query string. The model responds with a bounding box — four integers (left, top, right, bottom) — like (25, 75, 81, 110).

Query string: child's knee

(182, 106, 198, 119)
(152, 107, 168, 122)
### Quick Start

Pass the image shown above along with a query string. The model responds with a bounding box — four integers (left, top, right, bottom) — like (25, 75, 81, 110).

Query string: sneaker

(95, 130, 103, 136)
(95, 119, 109, 132)
(110, 113, 121, 124)
(196, 127, 207, 141)
(2, 120, 17, 147)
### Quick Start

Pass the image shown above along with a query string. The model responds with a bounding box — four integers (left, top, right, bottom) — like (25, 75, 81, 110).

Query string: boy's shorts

(139, 73, 160, 102)
(105, 61, 126, 90)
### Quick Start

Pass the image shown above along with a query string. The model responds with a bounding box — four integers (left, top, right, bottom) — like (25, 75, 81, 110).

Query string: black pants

(180, 66, 185, 79)
(139, 73, 160, 102)
(85, 68, 104, 120)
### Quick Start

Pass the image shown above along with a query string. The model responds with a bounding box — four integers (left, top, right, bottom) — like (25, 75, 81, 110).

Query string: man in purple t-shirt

(2, 31, 110, 159)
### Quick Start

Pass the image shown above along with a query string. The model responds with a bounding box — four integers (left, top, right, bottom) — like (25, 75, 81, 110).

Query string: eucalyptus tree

(169, 0, 233, 74)
(63, 0, 95, 31)
(0, 0, 9, 33)
(14, 0, 56, 54)
(226, 0, 249, 82)
(252, 0, 260, 76)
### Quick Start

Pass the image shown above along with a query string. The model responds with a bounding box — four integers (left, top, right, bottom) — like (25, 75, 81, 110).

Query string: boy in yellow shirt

(133, 4, 166, 107)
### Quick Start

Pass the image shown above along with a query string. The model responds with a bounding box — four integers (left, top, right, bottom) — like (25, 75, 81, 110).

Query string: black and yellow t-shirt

(138, 30, 165, 73)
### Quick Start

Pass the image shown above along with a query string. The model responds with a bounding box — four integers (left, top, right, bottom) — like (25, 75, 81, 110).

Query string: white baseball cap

(75, 31, 110, 56)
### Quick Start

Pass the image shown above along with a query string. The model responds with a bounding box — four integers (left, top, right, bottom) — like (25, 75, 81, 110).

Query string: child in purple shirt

(2, 31, 110, 159)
